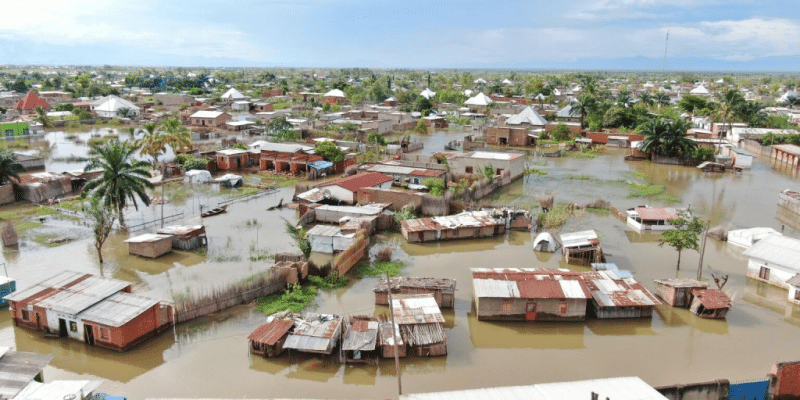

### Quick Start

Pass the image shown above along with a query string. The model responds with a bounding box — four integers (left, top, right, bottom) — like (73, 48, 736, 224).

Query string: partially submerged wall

(656, 379, 729, 400)
(333, 229, 367, 275)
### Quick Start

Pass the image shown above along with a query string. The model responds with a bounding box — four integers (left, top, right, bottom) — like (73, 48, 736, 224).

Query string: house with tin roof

(314, 172, 392, 204)
(13, 91, 51, 113)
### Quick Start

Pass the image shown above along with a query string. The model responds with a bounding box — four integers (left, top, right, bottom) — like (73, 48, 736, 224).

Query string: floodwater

(3, 132, 800, 399)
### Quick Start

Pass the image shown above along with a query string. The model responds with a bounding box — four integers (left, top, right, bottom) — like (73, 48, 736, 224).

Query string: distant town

(0, 65, 799, 400)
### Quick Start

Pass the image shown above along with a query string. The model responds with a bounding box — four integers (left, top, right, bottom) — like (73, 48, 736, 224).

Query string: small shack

(374, 277, 456, 308)
(378, 321, 406, 358)
(283, 313, 343, 355)
(401, 211, 505, 243)
(214, 173, 243, 187)
(124, 233, 173, 258)
(626, 207, 681, 232)
(248, 311, 294, 358)
(156, 225, 208, 251)
(581, 270, 661, 319)
(306, 225, 356, 254)
(391, 294, 447, 357)
(697, 161, 726, 173)
(78, 292, 174, 352)
(653, 278, 710, 308)
(532, 232, 560, 252)
(0, 276, 16, 305)
(560, 230, 605, 265)
(689, 289, 732, 319)
(341, 315, 379, 363)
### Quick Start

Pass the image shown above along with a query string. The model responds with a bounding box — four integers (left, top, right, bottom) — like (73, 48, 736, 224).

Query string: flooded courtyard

(2, 128, 800, 399)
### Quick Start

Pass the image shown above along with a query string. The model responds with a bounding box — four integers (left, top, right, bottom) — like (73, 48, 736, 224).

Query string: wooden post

(386, 272, 402, 397)
(697, 220, 711, 281)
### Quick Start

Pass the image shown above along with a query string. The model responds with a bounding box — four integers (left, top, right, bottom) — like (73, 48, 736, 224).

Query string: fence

(173, 269, 292, 324)
(333, 229, 368, 275)
(127, 212, 184, 233)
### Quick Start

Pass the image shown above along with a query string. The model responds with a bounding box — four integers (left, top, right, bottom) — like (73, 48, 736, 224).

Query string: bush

(375, 246, 393, 262)
(692, 146, 716, 162)
(552, 123, 572, 141)
(423, 178, 446, 196)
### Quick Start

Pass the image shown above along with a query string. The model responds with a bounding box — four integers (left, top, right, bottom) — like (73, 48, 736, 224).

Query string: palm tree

(33, 107, 53, 129)
(785, 96, 800, 109)
(82, 138, 154, 230)
(638, 92, 654, 108)
(714, 89, 745, 151)
(639, 118, 696, 158)
(738, 101, 765, 126)
(160, 117, 193, 154)
(654, 92, 671, 108)
(0, 150, 24, 185)
(136, 122, 166, 168)
(616, 90, 633, 107)
(579, 75, 598, 97)
(569, 94, 597, 131)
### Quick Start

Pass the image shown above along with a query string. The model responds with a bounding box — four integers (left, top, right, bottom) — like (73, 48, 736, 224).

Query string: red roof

(14, 91, 51, 111)
(471, 268, 583, 281)
(247, 319, 293, 345)
(691, 289, 731, 309)
(317, 172, 392, 193)
(516, 279, 565, 299)
(411, 169, 445, 177)
(635, 207, 679, 221)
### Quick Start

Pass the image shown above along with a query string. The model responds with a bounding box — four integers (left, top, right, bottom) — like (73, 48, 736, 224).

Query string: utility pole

(385, 272, 402, 397)
(697, 220, 711, 281)
(160, 182, 165, 228)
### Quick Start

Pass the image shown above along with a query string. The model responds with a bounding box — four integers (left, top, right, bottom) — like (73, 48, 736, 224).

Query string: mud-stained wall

(656, 379, 729, 400)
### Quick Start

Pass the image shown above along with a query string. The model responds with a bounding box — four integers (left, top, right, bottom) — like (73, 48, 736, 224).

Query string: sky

(1, 0, 799, 70)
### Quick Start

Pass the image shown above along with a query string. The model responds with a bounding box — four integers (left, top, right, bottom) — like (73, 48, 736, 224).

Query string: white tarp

(184, 170, 212, 183)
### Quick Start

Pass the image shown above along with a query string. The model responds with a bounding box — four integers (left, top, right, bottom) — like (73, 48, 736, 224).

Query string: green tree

(423, 178, 446, 196)
(315, 140, 344, 162)
(713, 89, 745, 152)
(0, 150, 24, 185)
(284, 219, 310, 257)
(160, 117, 193, 153)
(569, 94, 597, 130)
(483, 165, 495, 181)
(367, 132, 386, 146)
(659, 213, 705, 270)
(637, 92, 654, 108)
(82, 138, 154, 230)
(136, 122, 166, 168)
(638, 118, 696, 158)
(414, 97, 433, 115)
(677, 95, 709, 115)
(33, 107, 53, 129)
(692, 146, 716, 162)
(654, 92, 671, 108)
(414, 118, 428, 135)
(116, 107, 135, 118)
(552, 123, 572, 141)
(72, 108, 92, 120)
(88, 197, 116, 263)
(10, 79, 27, 93)
(54, 103, 74, 112)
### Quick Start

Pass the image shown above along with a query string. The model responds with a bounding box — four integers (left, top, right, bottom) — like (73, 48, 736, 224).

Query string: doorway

(525, 302, 537, 321)
(84, 324, 95, 345)
(58, 319, 67, 338)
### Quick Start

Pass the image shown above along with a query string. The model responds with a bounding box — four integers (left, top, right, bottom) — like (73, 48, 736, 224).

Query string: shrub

(375, 246, 393, 262)
(692, 146, 716, 162)
(552, 123, 572, 141)
(423, 178, 446, 196)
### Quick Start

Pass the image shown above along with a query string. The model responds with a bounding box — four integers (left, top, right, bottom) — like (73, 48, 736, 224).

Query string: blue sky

(1, 0, 798, 70)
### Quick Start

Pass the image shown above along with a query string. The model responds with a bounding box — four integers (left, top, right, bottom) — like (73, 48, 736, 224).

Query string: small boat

(201, 204, 228, 217)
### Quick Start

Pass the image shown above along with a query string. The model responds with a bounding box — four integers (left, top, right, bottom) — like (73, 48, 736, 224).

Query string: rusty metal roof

(402, 211, 503, 233)
(4, 270, 88, 303)
(291, 313, 342, 339)
(691, 289, 731, 309)
(471, 268, 580, 280)
(582, 271, 661, 308)
(634, 207, 680, 221)
(248, 319, 294, 345)
(391, 294, 445, 325)
(653, 278, 709, 289)
(374, 277, 456, 293)
(316, 172, 392, 193)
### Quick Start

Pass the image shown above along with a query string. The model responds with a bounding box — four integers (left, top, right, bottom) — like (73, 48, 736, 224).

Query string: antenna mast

(662, 30, 669, 72)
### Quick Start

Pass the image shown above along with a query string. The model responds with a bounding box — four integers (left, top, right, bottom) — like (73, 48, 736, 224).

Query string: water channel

(1, 128, 799, 399)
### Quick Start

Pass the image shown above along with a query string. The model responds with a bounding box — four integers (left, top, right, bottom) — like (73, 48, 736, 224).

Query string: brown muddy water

(2, 137, 800, 399)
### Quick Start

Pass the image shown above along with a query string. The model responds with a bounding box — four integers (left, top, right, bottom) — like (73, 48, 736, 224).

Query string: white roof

(463, 89, 474, 97)
(743, 234, 800, 270)
(92, 95, 140, 112)
(502, 79, 513, 85)
(124, 233, 172, 243)
(465, 92, 493, 106)
(249, 141, 313, 153)
(560, 230, 599, 248)
(401, 377, 667, 400)
(469, 151, 515, 160)
(420, 88, 436, 99)
(220, 88, 245, 99)
(323, 89, 346, 98)
(190, 110, 226, 119)
(473, 78, 487, 84)
(506, 106, 547, 126)
(225, 120, 254, 126)
(216, 149, 248, 156)
(728, 227, 781, 249)
(13, 380, 103, 400)
(690, 85, 709, 95)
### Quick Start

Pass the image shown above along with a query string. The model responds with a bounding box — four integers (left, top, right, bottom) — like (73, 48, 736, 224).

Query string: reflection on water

(467, 312, 586, 349)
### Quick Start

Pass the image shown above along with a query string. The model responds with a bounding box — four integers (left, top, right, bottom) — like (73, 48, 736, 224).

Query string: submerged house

(248, 311, 294, 358)
(689, 289, 732, 319)
(124, 233, 173, 258)
(392, 294, 447, 357)
(532, 232, 560, 252)
(653, 278, 710, 308)
(3, 271, 173, 351)
(560, 230, 605, 265)
(401, 211, 505, 243)
(581, 270, 661, 319)
(743, 234, 800, 290)
(155, 225, 208, 251)
(306, 225, 356, 253)
(471, 268, 592, 322)
(727, 227, 781, 249)
(626, 207, 682, 232)
(374, 277, 456, 308)
(283, 313, 343, 355)
(341, 316, 380, 363)
(378, 320, 405, 358)
(315, 172, 393, 204)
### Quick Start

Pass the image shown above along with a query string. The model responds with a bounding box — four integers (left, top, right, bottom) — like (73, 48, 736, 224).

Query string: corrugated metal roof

(375, 277, 456, 293)
(283, 335, 331, 352)
(401, 376, 667, 400)
(582, 271, 661, 307)
(560, 230, 599, 248)
(743, 234, 800, 270)
(35, 276, 130, 316)
(124, 233, 172, 243)
(156, 225, 205, 236)
(0, 350, 53, 399)
(341, 320, 379, 352)
(634, 207, 680, 221)
(691, 289, 731, 309)
(4, 270, 87, 303)
(78, 293, 159, 327)
(391, 294, 445, 325)
(292, 313, 342, 339)
(559, 280, 590, 299)
(306, 224, 342, 237)
(12, 380, 102, 400)
(316, 172, 393, 193)
(473, 278, 520, 298)
(248, 319, 294, 345)
(653, 278, 709, 289)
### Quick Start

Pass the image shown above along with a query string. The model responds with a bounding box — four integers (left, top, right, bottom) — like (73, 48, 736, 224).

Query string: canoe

(201, 204, 228, 217)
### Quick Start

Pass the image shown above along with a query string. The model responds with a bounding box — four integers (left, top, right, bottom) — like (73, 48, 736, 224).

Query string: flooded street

(3, 130, 800, 399)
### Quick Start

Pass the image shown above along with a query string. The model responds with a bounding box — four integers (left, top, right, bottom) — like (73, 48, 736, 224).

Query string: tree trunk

(117, 199, 127, 230)
(96, 243, 104, 263)
(676, 249, 682, 270)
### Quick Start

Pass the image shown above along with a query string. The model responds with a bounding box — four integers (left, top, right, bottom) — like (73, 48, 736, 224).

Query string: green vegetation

(551, 123, 572, 141)
(585, 207, 610, 215)
(174, 153, 209, 171)
(0, 206, 58, 220)
(692, 146, 716, 162)
(315, 140, 344, 162)
(0, 150, 24, 185)
(659, 213, 706, 270)
(536, 204, 585, 229)
(353, 261, 405, 278)
(414, 118, 428, 135)
(257, 284, 319, 315)
(423, 178, 446, 196)
(228, 186, 260, 198)
(627, 182, 665, 198)
(308, 274, 350, 289)
(654, 195, 682, 204)
(567, 146, 604, 159)
(524, 168, 547, 175)
(285, 219, 311, 257)
(566, 174, 592, 180)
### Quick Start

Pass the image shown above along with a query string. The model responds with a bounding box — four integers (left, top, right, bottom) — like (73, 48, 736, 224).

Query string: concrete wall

(586, 132, 644, 144)
(656, 379, 729, 400)
(475, 297, 587, 321)
(747, 258, 795, 289)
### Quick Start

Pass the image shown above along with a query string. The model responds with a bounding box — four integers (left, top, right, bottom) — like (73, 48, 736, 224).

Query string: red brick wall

(357, 187, 423, 212)
(775, 362, 800, 396)
(545, 124, 583, 136)
(92, 304, 158, 351)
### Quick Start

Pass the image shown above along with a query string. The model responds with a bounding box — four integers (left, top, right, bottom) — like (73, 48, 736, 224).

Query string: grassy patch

(259, 173, 306, 188)
(57, 198, 86, 211)
(653, 195, 682, 204)
(566, 146, 604, 159)
(257, 284, 319, 315)
(586, 207, 610, 215)
(32, 234, 64, 248)
(627, 182, 665, 198)
(308, 274, 350, 290)
(229, 186, 260, 198)
(353, 261, 405, 278)
(51, 155, 91, 163)
(524, 168, 547, 175)
(0, 206, 58, 220)
(624, 171, 650, 180)
(566, 174, 593, 180)
(536, 204, 586, 229)
(14, 221, 41, 234)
